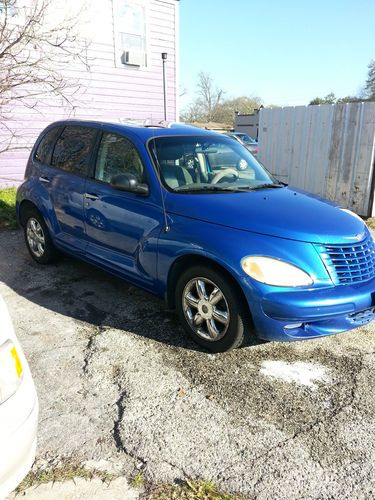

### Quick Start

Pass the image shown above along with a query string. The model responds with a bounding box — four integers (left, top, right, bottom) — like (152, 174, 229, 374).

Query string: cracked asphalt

(1, 229, 375, 499)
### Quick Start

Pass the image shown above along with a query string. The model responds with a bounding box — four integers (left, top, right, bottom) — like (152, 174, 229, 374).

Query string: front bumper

(0, 394, 38, 498)
(242, 276, 375, 341)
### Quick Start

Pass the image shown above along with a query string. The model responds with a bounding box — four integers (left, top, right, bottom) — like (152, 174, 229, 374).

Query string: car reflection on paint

(224, 132, 258, 157)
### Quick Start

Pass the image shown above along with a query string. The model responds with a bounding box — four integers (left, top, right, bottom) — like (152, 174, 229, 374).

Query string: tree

(214, 95, 262, 124)
(309, 60, 375, 105)
(180, 72, 262, 125)
(336, 95, 362, 104)
(195, 72, 225, 122)
(364, 59, 375, 100)
(0, 0, 88, 153)
(309, 92, 364, 106)
(180, 100, 205, 123)
(309, 92, 337, 105)
(180, 72, 225, 123)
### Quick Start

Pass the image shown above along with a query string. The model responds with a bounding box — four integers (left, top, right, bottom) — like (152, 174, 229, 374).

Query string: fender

(157, 213, 333, 305)
(157, 214, 253, 297)
(16, 178, 59, 238)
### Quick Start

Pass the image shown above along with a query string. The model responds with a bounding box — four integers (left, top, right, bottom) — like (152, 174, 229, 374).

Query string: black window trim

(33, 125, 64, 166)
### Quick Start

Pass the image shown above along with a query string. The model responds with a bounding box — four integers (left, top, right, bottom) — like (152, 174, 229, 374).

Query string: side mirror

(110, 173, 149, 196)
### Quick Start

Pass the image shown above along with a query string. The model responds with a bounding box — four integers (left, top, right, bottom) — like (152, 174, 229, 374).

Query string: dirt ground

(1, 229, 375, 499)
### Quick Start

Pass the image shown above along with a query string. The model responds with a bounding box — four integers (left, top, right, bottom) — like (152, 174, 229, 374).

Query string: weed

(0, 188, 17, 230)
(147, 479, 243, 500)
(16, 460, 114, 493)
(132, 471, 145, 489)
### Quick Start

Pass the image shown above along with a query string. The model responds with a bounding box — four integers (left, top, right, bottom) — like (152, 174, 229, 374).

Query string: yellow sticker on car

(11, 346, 23, 379)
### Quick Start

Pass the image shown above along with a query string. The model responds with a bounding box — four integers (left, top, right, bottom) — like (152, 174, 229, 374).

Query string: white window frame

(112, 0, 150, 70)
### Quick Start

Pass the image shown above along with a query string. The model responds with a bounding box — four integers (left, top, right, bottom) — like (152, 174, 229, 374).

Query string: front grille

(316, 234, 375, 285)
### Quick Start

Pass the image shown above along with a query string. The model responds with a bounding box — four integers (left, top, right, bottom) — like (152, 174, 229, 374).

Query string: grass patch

(366, 218, 375, 230)
(15, 461, 114, 493)
(0, 187, 17, 230)
(148, 479, 241, 500)
(17, 463, 243, 499)
(131, 471, 145, 488)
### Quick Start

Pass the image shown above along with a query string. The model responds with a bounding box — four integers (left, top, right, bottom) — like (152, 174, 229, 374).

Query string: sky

(179, 0, 375, 110)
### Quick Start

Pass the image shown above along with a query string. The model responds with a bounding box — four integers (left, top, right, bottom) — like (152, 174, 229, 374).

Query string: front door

(83, 131, 163, 288)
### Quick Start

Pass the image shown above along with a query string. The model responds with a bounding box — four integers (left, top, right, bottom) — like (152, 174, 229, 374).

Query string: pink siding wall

(0, 0, 179, 187)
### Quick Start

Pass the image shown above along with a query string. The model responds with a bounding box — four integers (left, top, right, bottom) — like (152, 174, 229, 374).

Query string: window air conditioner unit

(121, 50, 145, 67)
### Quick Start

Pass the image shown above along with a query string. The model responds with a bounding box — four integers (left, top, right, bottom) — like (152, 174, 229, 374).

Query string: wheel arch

(19, 197, 59, 239)
(18, 199, 42, 226)
(166, 253, 251, 318)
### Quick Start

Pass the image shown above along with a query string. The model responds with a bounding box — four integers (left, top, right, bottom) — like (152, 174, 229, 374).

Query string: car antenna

(150, 124, 170, 233)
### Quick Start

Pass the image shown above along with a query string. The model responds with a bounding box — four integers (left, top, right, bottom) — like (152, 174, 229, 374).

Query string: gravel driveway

(1, 230, 374, 499)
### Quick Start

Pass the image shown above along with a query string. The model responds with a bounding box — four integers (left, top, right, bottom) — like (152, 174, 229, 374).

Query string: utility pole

(161, 52, 168, 121)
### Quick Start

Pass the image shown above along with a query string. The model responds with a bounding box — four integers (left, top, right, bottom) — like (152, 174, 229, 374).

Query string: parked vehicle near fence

(224, 132, 258, 156)
(16, 120, 375, 352)
(0, 296, 38, 498)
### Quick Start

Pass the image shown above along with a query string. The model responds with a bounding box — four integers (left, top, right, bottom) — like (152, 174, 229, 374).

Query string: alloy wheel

(182, 277, 230, 341)
(26, 218, 45, 258)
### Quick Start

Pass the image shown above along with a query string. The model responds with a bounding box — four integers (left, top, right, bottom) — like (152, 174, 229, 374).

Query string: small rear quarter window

(34, 127, 61, 165)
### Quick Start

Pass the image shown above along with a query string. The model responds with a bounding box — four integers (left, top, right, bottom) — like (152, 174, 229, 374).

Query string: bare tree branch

(195, 72, 225, 122)
(180, 72, 262, 125)
(0, 0, 89, 153)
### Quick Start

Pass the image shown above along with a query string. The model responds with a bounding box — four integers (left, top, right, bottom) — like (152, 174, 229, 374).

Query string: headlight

(241, 256, 313, 287)
(0, 340, 23, 404)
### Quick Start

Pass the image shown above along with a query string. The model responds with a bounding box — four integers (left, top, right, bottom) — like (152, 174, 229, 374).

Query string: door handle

(39, 176, 50, 184)
(84, 193, 99, 201)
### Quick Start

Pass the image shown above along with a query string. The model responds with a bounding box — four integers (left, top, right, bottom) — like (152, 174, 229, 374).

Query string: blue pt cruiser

(16, 120, 375, 352)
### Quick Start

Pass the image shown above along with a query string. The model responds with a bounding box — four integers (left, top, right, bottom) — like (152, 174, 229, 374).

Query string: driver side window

(95, 133, 144, 184)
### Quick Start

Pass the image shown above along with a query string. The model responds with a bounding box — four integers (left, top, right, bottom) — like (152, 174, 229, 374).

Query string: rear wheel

(175, 265, 250, 352)
(23, 208, 58, 264)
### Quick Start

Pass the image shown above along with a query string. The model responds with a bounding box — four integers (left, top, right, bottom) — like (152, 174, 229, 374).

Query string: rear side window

(51, 126, 97, 176)
(34, 127, 61, 165)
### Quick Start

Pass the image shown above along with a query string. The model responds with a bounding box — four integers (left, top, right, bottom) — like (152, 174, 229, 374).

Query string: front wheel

(175, 265, 250, 352)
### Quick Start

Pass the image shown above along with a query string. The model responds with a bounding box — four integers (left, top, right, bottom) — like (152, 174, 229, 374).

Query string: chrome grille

(316, 234, 375, 285)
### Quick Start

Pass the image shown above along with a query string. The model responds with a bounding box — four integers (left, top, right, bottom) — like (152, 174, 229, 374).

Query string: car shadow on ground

(1, 230, 263, 353)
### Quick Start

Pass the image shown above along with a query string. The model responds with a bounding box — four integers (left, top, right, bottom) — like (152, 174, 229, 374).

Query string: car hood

(165, 187, 366, 244)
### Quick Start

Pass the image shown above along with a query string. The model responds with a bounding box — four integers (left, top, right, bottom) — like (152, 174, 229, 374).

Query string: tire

(23, 207, 58, 264)
(175, 265, 250, 352)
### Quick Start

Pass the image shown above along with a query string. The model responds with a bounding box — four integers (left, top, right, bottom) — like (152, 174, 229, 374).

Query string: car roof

(46, 119, 223, 141)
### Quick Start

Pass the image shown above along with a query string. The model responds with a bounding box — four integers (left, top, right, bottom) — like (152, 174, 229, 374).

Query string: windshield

(149, 135, 281, 193)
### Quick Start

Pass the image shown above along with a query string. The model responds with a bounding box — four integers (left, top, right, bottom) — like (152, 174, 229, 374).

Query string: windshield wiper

(244, 182, 286, 191)
(174, 182, 287, 193)
(174, 185, 245, 193)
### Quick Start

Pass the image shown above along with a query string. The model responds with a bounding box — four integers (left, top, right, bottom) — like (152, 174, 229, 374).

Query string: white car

(0, 296, 38, 498)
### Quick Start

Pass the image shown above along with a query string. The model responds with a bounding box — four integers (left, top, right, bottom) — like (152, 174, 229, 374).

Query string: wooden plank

(258, 103, 375, 215)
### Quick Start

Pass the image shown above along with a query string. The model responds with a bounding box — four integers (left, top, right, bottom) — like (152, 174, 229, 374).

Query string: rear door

(46, 125, 98, 253)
